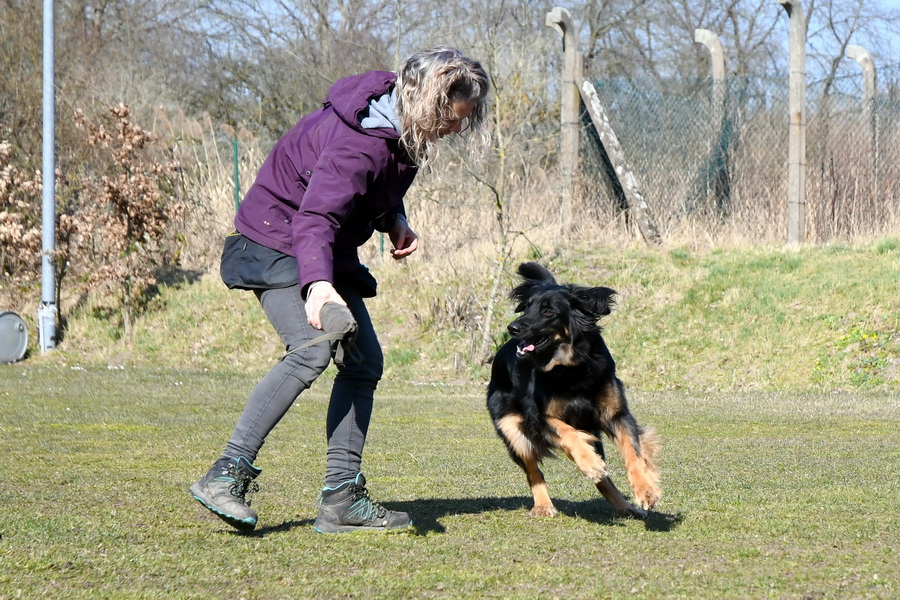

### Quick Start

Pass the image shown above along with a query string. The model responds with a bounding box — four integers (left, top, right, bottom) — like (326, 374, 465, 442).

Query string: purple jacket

(234, 71, 418, 292)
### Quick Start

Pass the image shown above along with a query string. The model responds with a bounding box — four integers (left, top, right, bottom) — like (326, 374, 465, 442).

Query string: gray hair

(395, 46, 490, 168)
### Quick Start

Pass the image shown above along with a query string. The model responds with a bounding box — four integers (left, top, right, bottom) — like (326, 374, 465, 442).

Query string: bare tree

(806, 0, 900, 96)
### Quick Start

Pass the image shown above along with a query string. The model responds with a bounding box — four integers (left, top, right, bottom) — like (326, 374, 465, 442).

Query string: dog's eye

(541, 307, 554, 317)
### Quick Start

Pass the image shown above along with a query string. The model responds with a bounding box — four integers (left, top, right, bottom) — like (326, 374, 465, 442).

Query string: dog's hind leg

(591, 439, 647, 519)
(595, 477, 647, 519)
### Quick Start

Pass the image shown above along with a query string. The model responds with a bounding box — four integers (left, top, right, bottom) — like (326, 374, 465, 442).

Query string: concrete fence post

(694, 28, 726, 112)
(579, 81, 661, 245)
(778, 0, 807, 245)
(846, 44, 878, 201)
(545, 6, 581, 234)
(846, 45, 877, 137)
(693, 29, 732, 214)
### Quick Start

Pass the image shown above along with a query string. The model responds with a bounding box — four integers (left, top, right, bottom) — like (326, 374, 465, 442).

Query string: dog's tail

(517, 262, 556, 284)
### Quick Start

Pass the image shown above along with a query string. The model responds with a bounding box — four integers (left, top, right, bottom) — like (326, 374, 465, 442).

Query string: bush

(0, 105, 185, 339)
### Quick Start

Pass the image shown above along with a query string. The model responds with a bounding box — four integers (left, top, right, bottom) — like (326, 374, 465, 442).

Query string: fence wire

(579, 66, 900, 242)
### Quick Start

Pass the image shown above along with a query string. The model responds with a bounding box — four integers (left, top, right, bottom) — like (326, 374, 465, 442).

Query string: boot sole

(189, 484, 257, 532)
(312, 520, 413, 534)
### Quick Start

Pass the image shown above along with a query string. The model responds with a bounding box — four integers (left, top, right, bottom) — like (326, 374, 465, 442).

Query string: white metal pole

(39, 0, 58, 352)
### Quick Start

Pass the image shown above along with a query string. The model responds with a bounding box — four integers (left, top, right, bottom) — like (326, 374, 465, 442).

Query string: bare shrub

(0, 140, 44, 288)
(68, 104, 185, 338)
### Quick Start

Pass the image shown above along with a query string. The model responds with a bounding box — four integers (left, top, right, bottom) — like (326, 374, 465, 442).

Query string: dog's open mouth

(516, 337, 550, 357)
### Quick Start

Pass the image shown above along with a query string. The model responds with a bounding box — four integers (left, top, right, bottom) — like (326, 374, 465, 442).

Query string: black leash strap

(283, 331, 346, 358)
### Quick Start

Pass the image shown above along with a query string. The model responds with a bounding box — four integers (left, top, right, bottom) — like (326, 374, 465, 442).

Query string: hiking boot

(313, 473, 411, 533)
(189, 456, 261, 531)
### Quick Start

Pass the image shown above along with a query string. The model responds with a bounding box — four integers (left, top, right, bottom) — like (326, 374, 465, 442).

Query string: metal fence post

(778, 0, 807, 244)
(39, 0, 57, 353)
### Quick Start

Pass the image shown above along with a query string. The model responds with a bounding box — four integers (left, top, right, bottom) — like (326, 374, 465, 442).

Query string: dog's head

(506, 262, 616, 369)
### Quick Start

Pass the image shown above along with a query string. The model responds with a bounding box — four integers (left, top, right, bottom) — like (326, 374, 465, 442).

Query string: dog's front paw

(634, 485, 661, 510)
(584, 462, 608, 484)
(529, 504, 558, 518)
(627, 465, 661, 510)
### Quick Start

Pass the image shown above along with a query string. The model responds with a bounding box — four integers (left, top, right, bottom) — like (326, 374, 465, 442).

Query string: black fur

(487, 262, 661, 519)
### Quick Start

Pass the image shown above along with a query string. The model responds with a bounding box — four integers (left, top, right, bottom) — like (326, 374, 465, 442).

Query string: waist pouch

(220, 232, 377, 298)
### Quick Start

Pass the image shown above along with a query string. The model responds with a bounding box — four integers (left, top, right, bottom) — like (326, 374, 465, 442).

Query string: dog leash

(282, 302, 361, 365)
(283, 331, 347, 357)
(283, 331, 363, 366)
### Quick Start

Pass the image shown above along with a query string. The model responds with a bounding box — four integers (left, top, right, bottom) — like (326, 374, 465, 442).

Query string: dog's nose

(507, 322, 520, 336)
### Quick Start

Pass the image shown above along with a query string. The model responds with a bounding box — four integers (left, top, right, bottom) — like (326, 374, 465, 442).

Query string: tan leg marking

(496, 415, 535, 461)
(596, 381, 623, 424)
(496, 415, 556, 517)
(611, 422, 662, 509)
(523, 456, 557, 517)
(545, 417, 607, 483)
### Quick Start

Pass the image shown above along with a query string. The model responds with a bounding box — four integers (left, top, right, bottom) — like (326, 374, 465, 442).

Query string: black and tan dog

(487, 262, 661, 519)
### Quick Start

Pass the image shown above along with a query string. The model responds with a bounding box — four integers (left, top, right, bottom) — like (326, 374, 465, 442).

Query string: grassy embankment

(39, 238, 900, 391)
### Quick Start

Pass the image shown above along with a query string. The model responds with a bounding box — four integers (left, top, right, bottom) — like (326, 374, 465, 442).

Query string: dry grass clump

(151, 108, 266, 269)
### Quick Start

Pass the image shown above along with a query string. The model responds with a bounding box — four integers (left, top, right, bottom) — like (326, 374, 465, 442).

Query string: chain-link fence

(580, 66, 900, 242)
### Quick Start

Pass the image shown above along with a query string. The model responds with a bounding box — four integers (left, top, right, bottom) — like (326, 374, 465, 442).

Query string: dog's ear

(571, 285, 617, 319)
(510, 283, 539, 309)
(510, 263, 556, 309)
(517, 262, 556, 285)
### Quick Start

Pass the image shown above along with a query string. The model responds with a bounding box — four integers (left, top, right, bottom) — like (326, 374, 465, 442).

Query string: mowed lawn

(1, 365, 897, 599)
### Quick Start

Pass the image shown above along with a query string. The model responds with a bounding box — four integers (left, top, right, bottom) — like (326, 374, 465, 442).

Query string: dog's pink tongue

(523, 343, 535, 353)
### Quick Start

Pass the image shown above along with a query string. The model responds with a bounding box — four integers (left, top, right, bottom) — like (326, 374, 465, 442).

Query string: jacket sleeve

(373, 206, 408, 233)
(291, 139, 382, 291)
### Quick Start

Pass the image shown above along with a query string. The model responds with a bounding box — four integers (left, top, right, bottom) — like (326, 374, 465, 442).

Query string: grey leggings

(223, 281, 383, 487)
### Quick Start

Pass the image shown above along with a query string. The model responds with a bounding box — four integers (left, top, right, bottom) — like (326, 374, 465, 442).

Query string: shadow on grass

(389, 497, 683, 535)
(246, 518, 315, 537)
(238, 496, 683, 537)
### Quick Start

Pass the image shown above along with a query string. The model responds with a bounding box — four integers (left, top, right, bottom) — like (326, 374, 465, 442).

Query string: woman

(189, 47, 490, 533)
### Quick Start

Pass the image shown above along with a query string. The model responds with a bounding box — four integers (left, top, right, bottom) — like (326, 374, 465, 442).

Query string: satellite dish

(0, 311, 29, 363)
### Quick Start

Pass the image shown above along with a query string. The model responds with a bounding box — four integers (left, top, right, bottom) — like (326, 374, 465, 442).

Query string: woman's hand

(389, 215, 419, 260)
(305, 281, 346, 330)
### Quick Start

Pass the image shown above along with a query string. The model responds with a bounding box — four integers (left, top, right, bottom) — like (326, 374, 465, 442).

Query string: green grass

(2, 241, 898, 596)
(1, 366, 897, 599)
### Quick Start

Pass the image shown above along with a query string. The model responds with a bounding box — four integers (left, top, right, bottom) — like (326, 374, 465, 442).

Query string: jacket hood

(326, 70, 399, 140)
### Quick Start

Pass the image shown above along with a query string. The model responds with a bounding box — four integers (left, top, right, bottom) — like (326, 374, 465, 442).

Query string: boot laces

(350, 484, 387, 519)
(225, 464, 260, 506)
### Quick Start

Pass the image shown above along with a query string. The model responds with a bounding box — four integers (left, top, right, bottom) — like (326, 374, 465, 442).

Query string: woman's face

(438, 100, 476, 138)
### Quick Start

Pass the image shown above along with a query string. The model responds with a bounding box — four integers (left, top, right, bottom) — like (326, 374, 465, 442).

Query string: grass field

(1, 365, 897, 599)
